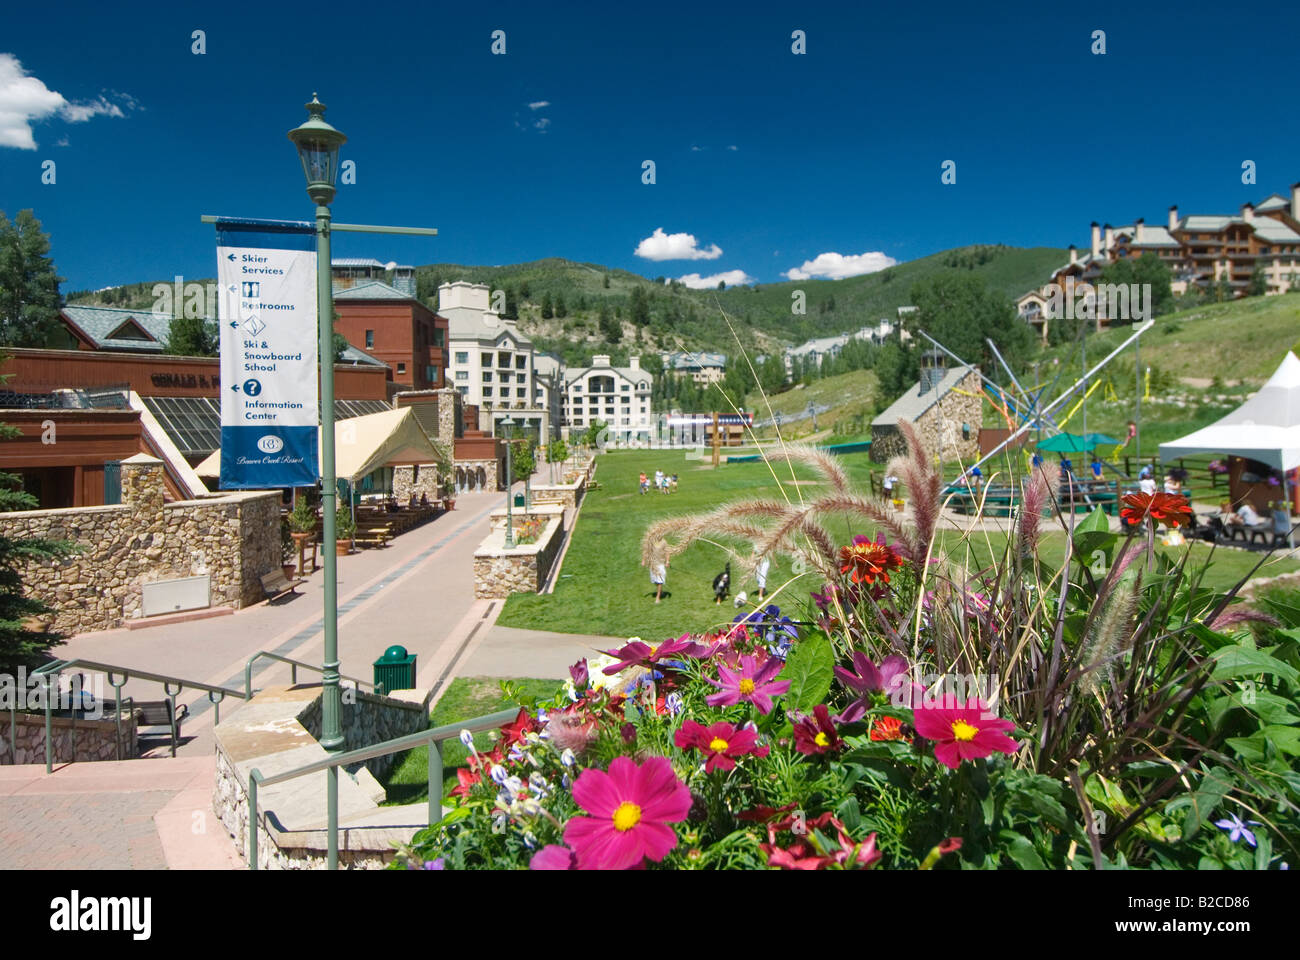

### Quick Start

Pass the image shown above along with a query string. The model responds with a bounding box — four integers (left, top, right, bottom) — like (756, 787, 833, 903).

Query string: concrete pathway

(459, 625, 620, 680)
(51, 489, 507, 757)
(0, 755, 240, 869)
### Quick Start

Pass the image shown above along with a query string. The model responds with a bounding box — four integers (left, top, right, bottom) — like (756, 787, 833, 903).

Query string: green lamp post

(501, 415, 516, 548)
(288, 96, 346, 762)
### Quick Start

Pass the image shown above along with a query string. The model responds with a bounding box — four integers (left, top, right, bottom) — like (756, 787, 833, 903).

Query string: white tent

(195, 407, 442, 483)
(1160, 351, 1300, 472)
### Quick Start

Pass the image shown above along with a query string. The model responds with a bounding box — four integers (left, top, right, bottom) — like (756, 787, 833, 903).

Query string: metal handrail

(242, 651, 375, 699)
(246, 707, 519, 870)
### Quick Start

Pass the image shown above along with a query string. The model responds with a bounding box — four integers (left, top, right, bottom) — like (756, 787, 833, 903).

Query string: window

(397, 363, 406, 375)
(455, 351, 469, 364)
(516, 355, 527, 369)
(621, 396, 630, 404)
(621, 384, 630, 391)
(433, 328, 445, 348)
(455, 371, 468, 381)
(481, 352, 492, 366)
(426, 365, 437, 383)
(483, 371, 493, 382)
(517, 388, 526, 398)
(573, 385, 582, 393)
(498, 352, 511, 368)
(458, 386, 468, 397)
(483, 387, 493, 397)
(517, 373, 526, 383)
(365, 330, 374, 349)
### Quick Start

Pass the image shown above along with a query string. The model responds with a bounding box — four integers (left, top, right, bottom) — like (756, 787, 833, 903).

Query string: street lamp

(502, 415, 516, 548)
(807, 400, 817, 432)
(288, 95, 347, 767)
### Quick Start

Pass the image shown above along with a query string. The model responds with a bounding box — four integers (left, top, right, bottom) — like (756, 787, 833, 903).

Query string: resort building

(870, 350, 980, 464)
(531, 352, 567, 443)
(1017, 182, 1300, 339)
(562, 355, 654, 444)
(331, 258, 416, 297)
(661, 351, 727, 384)
(333, 281, 448, 393)
(439, 281, 552, 442)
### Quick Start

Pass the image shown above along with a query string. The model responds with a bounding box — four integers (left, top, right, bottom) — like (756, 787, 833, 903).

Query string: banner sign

(215, 218, 319, 489)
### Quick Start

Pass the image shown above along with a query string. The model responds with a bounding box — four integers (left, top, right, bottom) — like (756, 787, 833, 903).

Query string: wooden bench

(261, 569, 303, 602)
(134, 700, 188, 757)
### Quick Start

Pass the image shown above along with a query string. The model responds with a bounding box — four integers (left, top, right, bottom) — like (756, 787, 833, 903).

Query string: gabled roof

(664, 351, 727, 369)
(1255, 194, 1290, 213)
(872, 365, 976, 428)
(332, 258, 388, 269)
(338, 343, 387, 366)
(61, 304, 174, 352)
(564, 364, 651, 387)
(1112, 224, 1180, 247)
(1249, 219, 1300, 242)
(333, 280, 421, 303)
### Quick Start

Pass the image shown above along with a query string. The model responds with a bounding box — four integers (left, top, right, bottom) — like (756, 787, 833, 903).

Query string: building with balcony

(1017, 182, 1300, 339)
(333, 281, 447, 393)
(331, 258, 416, 297)
(562, 355, 654, 444)
(662, 351, 727, 384)
(440, 281, 552, 442)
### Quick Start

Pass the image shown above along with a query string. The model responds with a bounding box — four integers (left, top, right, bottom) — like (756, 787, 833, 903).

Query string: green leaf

(779, 633, 834, 713)
(1210, 645, 1300, 685)
(1262, 724, 1300, 757)
(1225, 733, 1269, 763)
(997, 830, 1046, 869)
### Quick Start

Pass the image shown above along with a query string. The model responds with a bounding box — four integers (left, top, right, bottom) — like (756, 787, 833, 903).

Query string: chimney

(1168, 205, 1179, 232)
(1069, 244, 1078, 264)
(1241, 202, 1255, 223)
(1292, 183, 1300, 220)
(629, 356, 640, 370)
(593, 354, 611, 367)
(1103, 224, 1114, 253)
(1090, 222, 1101, 258)
(1134, 218, 1144, 243)
(918, 349, 945, 396)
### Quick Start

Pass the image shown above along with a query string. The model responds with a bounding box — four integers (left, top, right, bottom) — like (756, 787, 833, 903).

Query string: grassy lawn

(381, 676, 560, 805)
(497, 449, 1299, 641)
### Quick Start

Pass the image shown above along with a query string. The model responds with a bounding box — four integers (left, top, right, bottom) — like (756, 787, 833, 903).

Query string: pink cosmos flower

(563, 756, 692, 870)
(792, 704, 843, 755)
(834, 652, 916, 721)
(705, 654, 791, 714)
(600, 635, 709, 674)
(673, 719, 769, 773)
(911, 697, 1019, 769)
(529, 844, 577, 870)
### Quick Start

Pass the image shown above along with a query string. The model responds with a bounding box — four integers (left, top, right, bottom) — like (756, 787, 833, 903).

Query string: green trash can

(514, 493, 525, 507)
(373, 645, 417, 695)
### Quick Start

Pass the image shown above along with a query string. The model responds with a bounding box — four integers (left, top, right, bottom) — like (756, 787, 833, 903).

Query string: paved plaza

(0, 485, 619, 869)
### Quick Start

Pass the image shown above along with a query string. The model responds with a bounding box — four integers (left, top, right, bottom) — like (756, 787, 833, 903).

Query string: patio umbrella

(1083, 432, 1121, 447)
(1035, 432, 1095, 453)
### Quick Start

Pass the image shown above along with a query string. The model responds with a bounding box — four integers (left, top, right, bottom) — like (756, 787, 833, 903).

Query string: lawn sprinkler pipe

(962, 319, 1154, 476)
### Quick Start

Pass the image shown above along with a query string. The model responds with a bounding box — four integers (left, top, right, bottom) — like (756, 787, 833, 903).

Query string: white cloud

(533, 117, 550, 131)
(0, 54, 135, 149)
(690, 145, 704, 152)
(783, 250, 898, 281)
(528, 100, 550, 110)
(677, 269, 755, 289)
(634, 227, 723, 262)
(727, 144, 738, 151)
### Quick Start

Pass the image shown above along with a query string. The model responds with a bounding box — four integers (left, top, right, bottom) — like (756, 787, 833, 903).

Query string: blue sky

(3, 1, 1299, 292)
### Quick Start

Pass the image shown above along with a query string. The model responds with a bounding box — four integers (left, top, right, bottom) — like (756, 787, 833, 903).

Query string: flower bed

(513, 515, 546, 545)
(399, 426, 1299, 871)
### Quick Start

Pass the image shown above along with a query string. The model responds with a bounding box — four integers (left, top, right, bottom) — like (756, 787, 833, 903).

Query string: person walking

(639, 472, 648, 495)
(648, 556, 668, 603)
(754, 552, 771, 602)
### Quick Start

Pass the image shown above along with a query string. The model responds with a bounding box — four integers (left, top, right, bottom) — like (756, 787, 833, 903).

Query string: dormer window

(109, 318, 156, 341)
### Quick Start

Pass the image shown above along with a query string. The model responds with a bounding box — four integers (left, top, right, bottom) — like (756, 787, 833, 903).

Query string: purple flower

(422, 857, 446, 870)
(705, 654, 790, 714)
(834, 652, 920, 721)
(569, 658, 589, 689)
(1214, 814, 1260, 848)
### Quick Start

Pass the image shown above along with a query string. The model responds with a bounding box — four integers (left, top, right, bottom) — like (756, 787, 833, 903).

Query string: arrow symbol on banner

(231, 383, 241, 392)
(229, 321, 238, 329)
(227, 253, 236, 262)
(228, 285, 237, 293)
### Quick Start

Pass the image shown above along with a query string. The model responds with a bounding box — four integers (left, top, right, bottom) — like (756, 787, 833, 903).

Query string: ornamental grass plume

(1016, 466, 1052, 556)
(563, 756, 692, 870)
(1079, 569, 1142, 696)
(885, 419, 942, 569)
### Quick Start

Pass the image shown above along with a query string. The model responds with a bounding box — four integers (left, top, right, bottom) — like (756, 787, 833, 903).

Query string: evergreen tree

(165, 315, 216, 356)
(909, 272, 1032, 372)
(0, 210, 64, 347)
(519, 279, 531, 300)
(503, 287, 519, 320)
(603, 273, 611, 289)
(630, 286, 650, 327)
(599, 308, 622, 344)
(0, 353, 73, 672)
(555, 293, 567, 318)
(541, 292, 553, 319)
(1248, 261, 1268, 297)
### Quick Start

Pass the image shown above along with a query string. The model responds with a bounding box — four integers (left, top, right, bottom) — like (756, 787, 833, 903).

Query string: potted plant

(335, 503, 356, 556)
(441, 475, 456, 511)
(280, 517, 297, 579)
(287, 497, 318, 574)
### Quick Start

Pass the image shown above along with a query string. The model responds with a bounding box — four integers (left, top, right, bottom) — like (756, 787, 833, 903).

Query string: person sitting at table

(1059, 456, 1073, 480)
(1138, 467, 1157, 497)
(1090, 456, 1104, 481)
(964, 465, 983, 490)
(1219, 500, 1242, 525)
(1237, 501, 1262, 527)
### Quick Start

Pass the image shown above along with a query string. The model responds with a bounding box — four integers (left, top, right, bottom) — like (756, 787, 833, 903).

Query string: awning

(194, 407, 443, 483)
(1159, 351, 1300, 472)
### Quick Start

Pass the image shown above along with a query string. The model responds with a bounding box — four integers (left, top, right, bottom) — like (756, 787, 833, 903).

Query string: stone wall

(455, 457, 504, 492)
(0, 455, 280, 635)
(296, 686, 433, 780)
(0, 709, 138, 765)
(473, 516, 565, 598)
(529, 477, 585, 509)
(871, 370, 983, 465)
(392, 464, 442, 503)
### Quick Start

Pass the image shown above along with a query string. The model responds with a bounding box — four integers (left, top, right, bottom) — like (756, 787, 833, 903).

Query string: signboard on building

(215, 218, 319, 488)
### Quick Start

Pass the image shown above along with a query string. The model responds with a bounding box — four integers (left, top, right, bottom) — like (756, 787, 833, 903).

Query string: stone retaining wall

(392, 464, 442, 503)
(529, 477, 585, 509)
(0, 455, 280, 635)
(0, 710, 138, 765)
(295, 686, 433, 780)
(473, 516, 565, 598)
